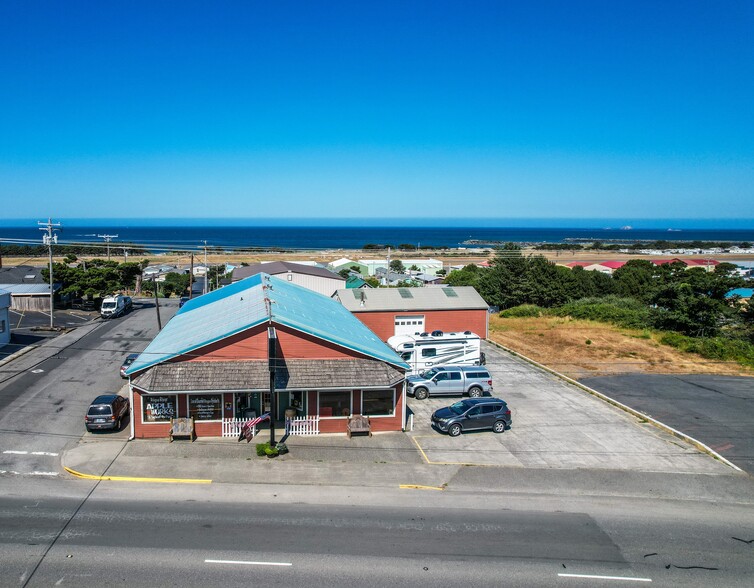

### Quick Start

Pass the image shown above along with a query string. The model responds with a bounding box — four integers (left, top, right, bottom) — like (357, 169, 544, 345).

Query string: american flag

(238, 412, 271, 443)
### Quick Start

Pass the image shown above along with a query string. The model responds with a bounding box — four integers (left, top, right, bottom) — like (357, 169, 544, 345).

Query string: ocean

(1, 223, 753, 252)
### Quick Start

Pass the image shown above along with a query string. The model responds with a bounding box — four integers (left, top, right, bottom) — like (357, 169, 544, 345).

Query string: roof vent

(431, 330, 443, 337)
(419, 332, 429, 337)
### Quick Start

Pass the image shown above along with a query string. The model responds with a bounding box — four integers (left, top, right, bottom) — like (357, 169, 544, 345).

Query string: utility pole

(385, 246, 391, 286)
(202, 241, 208, 295)
(189, 253, 194, 299)
(97, 234, 118, 261)
(122, 246, 128, 264)
(38, 218, 62, 329)
(152, 277, 162, 330)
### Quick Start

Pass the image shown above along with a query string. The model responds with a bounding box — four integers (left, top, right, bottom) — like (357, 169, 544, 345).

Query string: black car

(120, 353, 139, 378)
(85, 394, 129, 432)
(179, 296, 190, 308)
(431, 397, 511, 437)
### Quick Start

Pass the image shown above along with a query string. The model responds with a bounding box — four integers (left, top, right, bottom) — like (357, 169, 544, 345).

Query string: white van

(387, 331, 485, 374)
(100, 295, 129, 319)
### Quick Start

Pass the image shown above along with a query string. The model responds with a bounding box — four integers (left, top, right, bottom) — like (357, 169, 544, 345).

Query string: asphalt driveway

(582, 374, 754, 475)
(406, 342, 735, 474)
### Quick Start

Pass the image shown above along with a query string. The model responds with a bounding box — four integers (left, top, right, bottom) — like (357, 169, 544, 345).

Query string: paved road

(2, 478, 753, 587)
(0, 299, 176, 478)
(582, 374, 754, 474)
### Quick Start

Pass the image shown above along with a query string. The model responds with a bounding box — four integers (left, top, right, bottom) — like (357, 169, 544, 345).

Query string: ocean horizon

(1, 220, 753, 251)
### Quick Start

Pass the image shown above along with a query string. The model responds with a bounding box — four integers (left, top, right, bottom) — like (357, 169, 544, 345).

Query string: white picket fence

(285, 416, 320, 436)
(221, 418, 257, 438)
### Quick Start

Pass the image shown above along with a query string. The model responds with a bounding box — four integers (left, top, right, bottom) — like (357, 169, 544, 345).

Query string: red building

(126, 274, 409, 438)
(333, 286, 489, 341)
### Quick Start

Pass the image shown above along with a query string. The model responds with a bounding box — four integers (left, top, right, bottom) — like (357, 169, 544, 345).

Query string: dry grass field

(488, 314, 753, 380)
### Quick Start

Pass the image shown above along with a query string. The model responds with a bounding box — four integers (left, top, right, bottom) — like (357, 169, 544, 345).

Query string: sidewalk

(61, 431, 754, 505)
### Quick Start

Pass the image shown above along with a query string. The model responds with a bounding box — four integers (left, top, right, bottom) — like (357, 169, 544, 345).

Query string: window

(482, 403, 502, 414)
(319, 391, 351, 417)
(466, 406, 482, 416)
(401, 352, 413, 361)
(189, 394, 222, 421)
(0, 319, 5, 333)
(421, 348, 436, 358)
(362, 390, 395, 416)
(468, 371, 489, 379)
(449, 372, 462, 381)
(434, 372, 449, 382)
(142, 395, 177, 423)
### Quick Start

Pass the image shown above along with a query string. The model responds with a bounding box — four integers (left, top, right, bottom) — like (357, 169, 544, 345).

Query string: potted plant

(264, 446, 279, 459)
(275, 442, 289, 455)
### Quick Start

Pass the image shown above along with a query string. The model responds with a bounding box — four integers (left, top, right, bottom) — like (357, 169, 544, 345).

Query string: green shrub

(660, 333, 754, 367)
(553, 296, 654, 329)
(499, 304, 547, 318)
(255, 442, 270, 457)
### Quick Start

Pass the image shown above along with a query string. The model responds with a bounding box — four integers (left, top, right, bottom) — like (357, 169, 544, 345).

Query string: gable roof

(126, 273, 407, 375)
(232, 261, 344, 282)
(0, 265, 47, 284)
(334, 286, 488, 312)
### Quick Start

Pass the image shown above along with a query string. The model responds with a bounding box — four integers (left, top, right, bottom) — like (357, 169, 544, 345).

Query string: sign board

(189, 394, 222, 421)
(142, 395, 177, 423)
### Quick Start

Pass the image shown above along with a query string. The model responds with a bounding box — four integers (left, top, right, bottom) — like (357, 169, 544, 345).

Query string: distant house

(0, 265, 59, 311)
(126, 274, 409, 438)
(329, 258, 367, 275)
(0, 289, 10, 347)
(357, 258, 444, 276)
(345, 275, 371, 289)
(333, 286, 489, 340)
(231, 261, 345, 297)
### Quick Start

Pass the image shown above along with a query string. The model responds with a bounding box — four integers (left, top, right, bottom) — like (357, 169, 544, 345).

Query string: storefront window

(189, 394, 222, 421)
(362, 390, 395, 416)
(318, 391, 351, 417)
(142, 395, 177, 423)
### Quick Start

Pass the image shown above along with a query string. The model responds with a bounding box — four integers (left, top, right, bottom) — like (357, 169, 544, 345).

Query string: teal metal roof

(126, 273, 408, 375)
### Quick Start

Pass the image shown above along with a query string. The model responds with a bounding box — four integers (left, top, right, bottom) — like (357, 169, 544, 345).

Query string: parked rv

(387, 331, 485, 374)
(100, 295, 129, 319)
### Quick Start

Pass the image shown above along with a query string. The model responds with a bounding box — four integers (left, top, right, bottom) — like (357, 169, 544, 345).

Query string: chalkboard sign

(189, 394, 222, 421)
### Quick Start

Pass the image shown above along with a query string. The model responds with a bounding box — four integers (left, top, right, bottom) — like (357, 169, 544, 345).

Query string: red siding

(353, 309, 488, 340)
(184, 323, 367, 362)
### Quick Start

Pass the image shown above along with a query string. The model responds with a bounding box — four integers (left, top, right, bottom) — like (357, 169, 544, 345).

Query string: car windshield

(123, 357, 136, 366)
(101, 302, 116, 309)
(448, 400, 471, 415)
(421, 368, 438, 379)
(87, 405, 112, 416)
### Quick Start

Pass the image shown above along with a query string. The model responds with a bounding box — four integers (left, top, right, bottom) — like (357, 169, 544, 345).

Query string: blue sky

(1, 1, 752, 224)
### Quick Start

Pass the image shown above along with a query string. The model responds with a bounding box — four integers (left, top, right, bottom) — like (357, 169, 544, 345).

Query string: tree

(389, 259, 405, 273)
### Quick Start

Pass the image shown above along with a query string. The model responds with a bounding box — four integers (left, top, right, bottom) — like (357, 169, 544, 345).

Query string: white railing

(285, 416, 320, 436)
(222, 418, 257, 438)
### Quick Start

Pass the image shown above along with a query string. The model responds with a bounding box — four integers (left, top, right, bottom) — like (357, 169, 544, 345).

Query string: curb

(0, 344, 39, 368)
(63, 466, 212, 484)
(485, 339, 744, 473)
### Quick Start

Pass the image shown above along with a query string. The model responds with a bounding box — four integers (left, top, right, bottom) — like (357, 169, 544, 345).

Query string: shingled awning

(131, 358, 405, 393)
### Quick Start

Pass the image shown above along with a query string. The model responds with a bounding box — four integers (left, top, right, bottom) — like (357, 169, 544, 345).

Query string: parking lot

(406, 342, 734, 474)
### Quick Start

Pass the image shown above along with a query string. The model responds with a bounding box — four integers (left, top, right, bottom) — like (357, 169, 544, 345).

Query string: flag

(238, 412, 271, 443)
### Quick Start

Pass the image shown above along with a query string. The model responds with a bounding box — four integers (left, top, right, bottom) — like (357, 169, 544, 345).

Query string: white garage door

(394, 315, 425, 336)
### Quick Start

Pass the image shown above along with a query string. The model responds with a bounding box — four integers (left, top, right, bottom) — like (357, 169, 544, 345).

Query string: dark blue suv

(431, 398, 511, 437)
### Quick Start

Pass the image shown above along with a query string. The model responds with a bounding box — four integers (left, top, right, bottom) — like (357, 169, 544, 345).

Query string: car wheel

(116, 417, 122, 431)
(448, 423, 462, 437)
(493, 420, 506, 433)
(414, 387, 429, 400)
(468, 386, 482, 398)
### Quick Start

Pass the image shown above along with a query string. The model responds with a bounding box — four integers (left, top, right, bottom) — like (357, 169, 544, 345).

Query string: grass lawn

(488, 314, 754, 380)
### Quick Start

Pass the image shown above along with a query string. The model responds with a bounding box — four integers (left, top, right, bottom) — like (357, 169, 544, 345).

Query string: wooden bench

(169, 417, 196, 442)
(347, 414, 372, 439)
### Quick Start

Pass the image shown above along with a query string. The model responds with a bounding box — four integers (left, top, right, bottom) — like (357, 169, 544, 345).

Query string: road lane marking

(3, 450, 58, 456)
(205, 559, 292, 567)
(399, 484, 444, 491)
(558, 573, 651, 582)
(0, 470, 58, 477)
